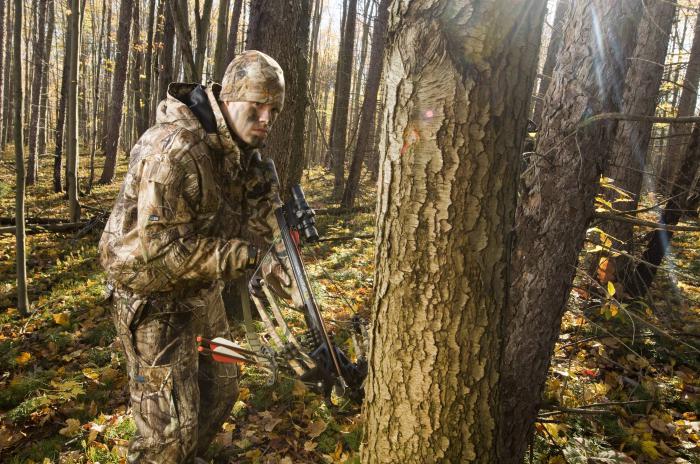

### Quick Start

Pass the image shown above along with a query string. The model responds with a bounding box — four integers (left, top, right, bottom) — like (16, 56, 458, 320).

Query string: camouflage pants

(111, 282, 238, 464)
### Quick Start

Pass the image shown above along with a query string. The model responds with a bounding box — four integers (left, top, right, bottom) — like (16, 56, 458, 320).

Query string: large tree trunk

(330, 0, 357, 200)
(66, 0, 82, 222)
(36, 0, 54, 176)
(659, 6, 700, 192)
(626, 124, 700, 297)
(246, 0, 312, 196)
(532, 0, 568, 127)
(340, 0, 390, 208)
(212, 0, 230, 82)
(361, 0, 545, 461)
(597, 0, 675, 284)
(26, 0, 47, 185)
(13, 0, 27, 315)
(99, 0, 133, 184)
(498, 2, 643, 462)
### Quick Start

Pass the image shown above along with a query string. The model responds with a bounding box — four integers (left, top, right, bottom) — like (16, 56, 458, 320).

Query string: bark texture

(226, 0, 243, 64)
(36, 0, 54, 174)
(600, 0, 675, 280)
(340, 0, 390, 208)
(659, 6, 700, 192)
(499, 1, 643, 462)
(246, 0, 311, 196)
(157, 1, 175, 101)
(361, 0, 545, 461)
(67, 0, 82, 222)
(532, 0, 568, 126)
(99, 0, 133, 184)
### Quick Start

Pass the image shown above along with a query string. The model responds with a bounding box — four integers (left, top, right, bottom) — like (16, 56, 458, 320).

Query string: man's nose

(258, 108, 272, 124)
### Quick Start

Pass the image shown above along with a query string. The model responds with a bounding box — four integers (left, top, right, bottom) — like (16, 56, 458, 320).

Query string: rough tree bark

(99, 0, 133, 184)
(246, 0, 312, 196)
(26, 0, 47, 185)
(597, 0, 675, 284)
(626, 124, 700, 297)
(361, 0, 545, 461)
(659, 6, 700, 193)
(13, 0, 27, 315)
(66, 0, 82, 222)
(498, 1, 643, 462)
(532, 0, 568, 127)
(340, 0, 390, 208)
(213, 0, 230, 81)
(330, 0, 357, 199)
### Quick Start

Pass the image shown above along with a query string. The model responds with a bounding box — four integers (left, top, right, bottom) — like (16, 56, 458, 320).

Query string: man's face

(221, 101, 280, 148)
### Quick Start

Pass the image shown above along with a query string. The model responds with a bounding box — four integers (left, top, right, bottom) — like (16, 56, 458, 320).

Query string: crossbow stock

(198, 160, 368, 403)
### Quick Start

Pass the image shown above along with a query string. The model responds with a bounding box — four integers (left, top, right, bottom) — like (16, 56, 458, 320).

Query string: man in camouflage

(100, 50, 290, 463)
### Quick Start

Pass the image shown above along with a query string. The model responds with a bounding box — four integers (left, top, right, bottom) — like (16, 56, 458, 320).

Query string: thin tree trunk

(131, 0, 145, 138)
(193, 0, 213, 78)
(101, 0, 113, 130)
(13, 0, 27, 316)
(498, 2, 643, 462)
(626, 124, 700, 297)
(1, 0, 11, 149)
(170, 0, 199, 81)
(246, 0, 312, 196)
(54, 11, 71, 193)
(532, 0, 568, 127)
(325, 0, 348, 169)
(26, 0, 46, 185)
(306, 0, 323, 166)
(0, 0, 6, 155)
(88, 0, 106, 191)
(660, 6, 700, 193)
(213, 0, 230, 81)
(349, 0, 371, 135)
(22, 0, 35, 144)
(142, 0, 156, 131)
(226, 0, 242, 63)
(99, 0, 134, 184)
(150, 0, 164, 118)
(67, 0, 82, 222)
(330, 0, 357, 199)
(340, 0, 389, 208)
(361, 1, 546, 460)
(36, 0, 54, 175)
(158, 0, 175, 101)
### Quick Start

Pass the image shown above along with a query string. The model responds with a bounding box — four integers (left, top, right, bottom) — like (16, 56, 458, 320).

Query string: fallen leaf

(304, 440, 318, 451)
(59, 418, 82, 437)
(306, 419, 327, 438)
(15, 352, 31, 366)
(52, 312, 71, 327)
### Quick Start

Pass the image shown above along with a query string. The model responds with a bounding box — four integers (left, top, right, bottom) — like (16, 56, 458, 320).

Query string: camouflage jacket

(99, 83, 282, 295)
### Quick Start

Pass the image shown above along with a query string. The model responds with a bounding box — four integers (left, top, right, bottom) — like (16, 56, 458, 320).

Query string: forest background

(0, 0, 699, 462)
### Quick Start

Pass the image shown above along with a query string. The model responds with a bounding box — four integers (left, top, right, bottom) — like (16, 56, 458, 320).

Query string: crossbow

(198, 160, 368, 402)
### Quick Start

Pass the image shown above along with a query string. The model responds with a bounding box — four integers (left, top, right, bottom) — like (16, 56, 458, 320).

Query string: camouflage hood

(156, 82, 243, 167)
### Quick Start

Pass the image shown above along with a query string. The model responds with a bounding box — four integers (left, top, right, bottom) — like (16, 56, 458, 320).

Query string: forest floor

(0, 154, 698, 463)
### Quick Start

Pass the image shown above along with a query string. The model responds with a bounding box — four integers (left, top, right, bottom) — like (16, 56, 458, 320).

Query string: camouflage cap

(220, 50, 285, 110)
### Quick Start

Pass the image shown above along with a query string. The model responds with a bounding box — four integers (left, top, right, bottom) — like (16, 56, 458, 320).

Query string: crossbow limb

(198, 160, 368, 402)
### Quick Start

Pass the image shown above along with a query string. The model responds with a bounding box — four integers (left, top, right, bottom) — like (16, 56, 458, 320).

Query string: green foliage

(0, 369, 56, 409)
